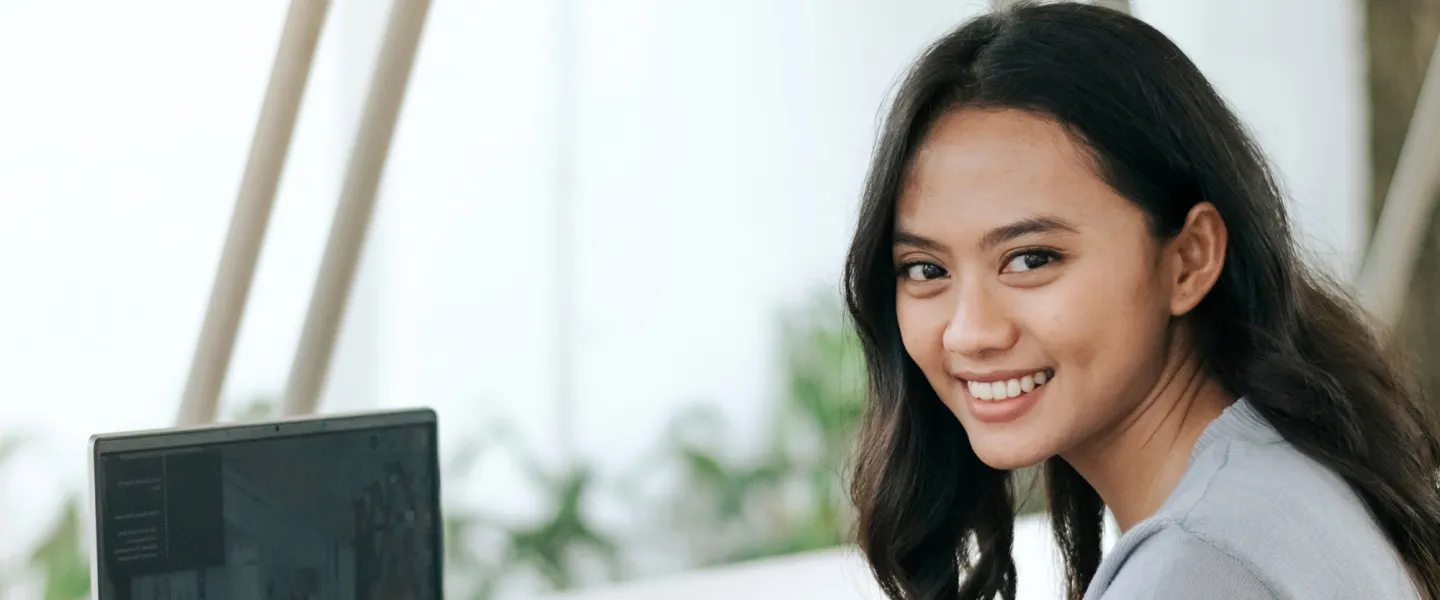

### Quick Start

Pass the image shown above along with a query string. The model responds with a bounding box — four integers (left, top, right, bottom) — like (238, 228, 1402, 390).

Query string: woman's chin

(970, 439, 1050, 471)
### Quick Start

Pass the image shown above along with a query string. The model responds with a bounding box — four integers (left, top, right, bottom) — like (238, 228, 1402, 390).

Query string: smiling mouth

(964, 369, 1054, 401)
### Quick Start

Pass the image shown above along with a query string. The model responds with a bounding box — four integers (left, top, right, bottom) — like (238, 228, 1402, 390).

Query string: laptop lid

(87, 408, 442, 600)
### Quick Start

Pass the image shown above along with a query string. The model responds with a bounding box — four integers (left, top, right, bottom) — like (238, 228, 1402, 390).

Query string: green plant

(0, 433, 89, 600)
(444, 425, 624, 600)
(27, 495, 89, 600)
(228, 394, 279, 422)
(0, 432, 24, 593)
(0, 434, 21, 465)
(440, 292, 874, 594)
(654, 292, 867, 565)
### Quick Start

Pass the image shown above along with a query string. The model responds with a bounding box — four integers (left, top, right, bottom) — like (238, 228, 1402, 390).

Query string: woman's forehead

(896, 108, 1124, 238)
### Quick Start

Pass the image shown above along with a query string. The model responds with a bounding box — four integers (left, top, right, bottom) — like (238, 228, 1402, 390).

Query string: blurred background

(0, 0, 1435, 598)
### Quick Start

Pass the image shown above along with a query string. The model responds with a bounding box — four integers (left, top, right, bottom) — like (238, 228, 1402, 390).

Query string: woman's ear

(1168, 202, 1227, 317)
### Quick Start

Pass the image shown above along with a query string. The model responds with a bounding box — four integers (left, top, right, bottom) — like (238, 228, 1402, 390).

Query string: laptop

(87, 408, 442, 600)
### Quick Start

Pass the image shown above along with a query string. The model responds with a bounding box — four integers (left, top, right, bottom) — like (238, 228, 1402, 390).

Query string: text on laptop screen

(95, 423, 438, 600)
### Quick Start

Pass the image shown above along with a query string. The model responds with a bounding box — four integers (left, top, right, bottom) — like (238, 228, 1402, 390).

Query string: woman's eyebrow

(892, 215, 1078, 252)
(892, 230, 945, 251)
(977, 215, 1079, 251)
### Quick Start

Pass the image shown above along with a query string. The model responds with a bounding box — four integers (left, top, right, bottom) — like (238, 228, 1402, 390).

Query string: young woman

(843, 3, 1440, 599)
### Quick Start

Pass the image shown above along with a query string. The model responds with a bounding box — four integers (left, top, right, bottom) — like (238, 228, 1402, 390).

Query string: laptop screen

(92, 415, 440, 600)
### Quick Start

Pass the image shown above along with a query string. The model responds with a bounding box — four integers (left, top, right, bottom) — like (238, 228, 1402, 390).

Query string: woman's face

(893, 107, 1178, 470)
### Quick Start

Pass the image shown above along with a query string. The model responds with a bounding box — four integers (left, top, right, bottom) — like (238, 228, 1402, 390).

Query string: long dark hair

(843, 3, 1440, 599)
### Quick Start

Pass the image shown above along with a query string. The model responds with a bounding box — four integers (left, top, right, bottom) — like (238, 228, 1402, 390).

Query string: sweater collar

(1191, 396, 1283, 462)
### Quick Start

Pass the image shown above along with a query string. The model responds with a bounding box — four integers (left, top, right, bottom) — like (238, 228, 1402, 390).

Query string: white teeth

(969, 380, 993, 400)
(967, 369, 1052, 402)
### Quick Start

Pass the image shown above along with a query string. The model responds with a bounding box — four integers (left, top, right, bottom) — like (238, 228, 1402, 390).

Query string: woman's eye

(899, 262, 948, 281)
(1003, 250, 1058, 273)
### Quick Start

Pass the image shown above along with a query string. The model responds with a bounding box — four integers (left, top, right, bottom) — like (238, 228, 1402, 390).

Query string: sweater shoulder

(1093, 437, 1418, 599)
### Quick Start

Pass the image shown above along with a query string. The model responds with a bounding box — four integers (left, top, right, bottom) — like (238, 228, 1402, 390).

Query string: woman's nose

(941, 285, 1020, 358)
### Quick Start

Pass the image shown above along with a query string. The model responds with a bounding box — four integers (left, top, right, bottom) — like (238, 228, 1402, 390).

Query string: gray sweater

(1083, 398, 1420, 599)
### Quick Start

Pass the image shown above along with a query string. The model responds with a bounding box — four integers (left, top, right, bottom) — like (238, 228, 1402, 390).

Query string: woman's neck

(1061, 341, 1234, 532)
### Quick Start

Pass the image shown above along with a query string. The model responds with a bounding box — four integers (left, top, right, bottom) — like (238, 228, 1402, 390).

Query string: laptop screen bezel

(87, 408, 442, 600)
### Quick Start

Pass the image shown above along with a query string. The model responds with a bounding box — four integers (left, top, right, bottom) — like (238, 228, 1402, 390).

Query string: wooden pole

(281, 0, 433, 416)
(1357, 35, 1440, 327)
(175, 0, 331, 427)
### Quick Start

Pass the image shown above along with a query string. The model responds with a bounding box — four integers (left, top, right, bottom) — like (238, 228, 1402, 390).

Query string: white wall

(1134, 0, 1369, 275)
(0, 0, 389, 570)
(0, 0, 1366, 592)
(377, 0, 994, 523)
